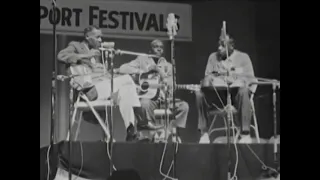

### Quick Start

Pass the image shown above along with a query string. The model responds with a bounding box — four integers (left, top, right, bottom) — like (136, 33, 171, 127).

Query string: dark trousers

(196, 85, 252, 134)
(139, 98, 189, 128)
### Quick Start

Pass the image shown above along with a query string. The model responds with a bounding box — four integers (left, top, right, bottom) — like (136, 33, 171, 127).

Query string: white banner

(40, 0, 192, 41)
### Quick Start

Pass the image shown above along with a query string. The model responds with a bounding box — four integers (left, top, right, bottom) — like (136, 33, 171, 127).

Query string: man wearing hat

(196, 33, 257, 144)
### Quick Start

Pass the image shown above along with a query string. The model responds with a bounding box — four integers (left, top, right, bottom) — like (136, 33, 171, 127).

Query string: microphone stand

(101, 48, 115, 176)
(221, 21, 233, 180)
(168, 26, 178, 179)
(271, 81, 280, 178)
(49, 1, 72, 178)
(250, 80, 280, 180)
(48, 0, 62, 179)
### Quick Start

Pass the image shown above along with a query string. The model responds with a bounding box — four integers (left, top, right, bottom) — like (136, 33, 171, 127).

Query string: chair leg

(208, 115, 217, 136)
(104, 106, 110, 138)
(252, 115, 260, 143)
(66, 95, 81, 141)
(74, 112, 83, 141)
(80, 93, 111, 140)
(250, 98, 260, 143)
(210, 114, 240, 143)
(66, 107, 79, 141)
(209, 115, 232, 136)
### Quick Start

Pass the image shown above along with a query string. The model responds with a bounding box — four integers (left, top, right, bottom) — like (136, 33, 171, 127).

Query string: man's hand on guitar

(151, 65, 169, 79)
(147, 65, 159, 72)
(92, 63, 106, 73)
(93, 63, 104, 69)
(77, 49, 101, 67)
(161, 78, 174, 95)
(78, 49, 101, 60)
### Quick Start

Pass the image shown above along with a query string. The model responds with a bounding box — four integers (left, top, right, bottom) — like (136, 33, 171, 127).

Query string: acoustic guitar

(134, 70, 200, 100)
(68, 64, 111, 89)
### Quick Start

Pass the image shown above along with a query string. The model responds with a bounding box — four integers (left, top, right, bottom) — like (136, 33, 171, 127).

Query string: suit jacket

(57, 41, 103, 76)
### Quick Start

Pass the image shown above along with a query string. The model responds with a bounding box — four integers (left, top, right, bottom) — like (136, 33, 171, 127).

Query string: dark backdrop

(40, 0, 280, 147)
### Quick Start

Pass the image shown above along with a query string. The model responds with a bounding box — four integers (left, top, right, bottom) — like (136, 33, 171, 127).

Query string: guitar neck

(176, 84, 200, 91)
(176, 84, 189, 89)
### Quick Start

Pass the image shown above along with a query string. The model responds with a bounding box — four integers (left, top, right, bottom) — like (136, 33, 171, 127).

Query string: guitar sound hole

(141, 82, 150, 91)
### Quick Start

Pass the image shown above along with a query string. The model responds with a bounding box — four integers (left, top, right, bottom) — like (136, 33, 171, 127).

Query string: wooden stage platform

(40, 141, 280, 180)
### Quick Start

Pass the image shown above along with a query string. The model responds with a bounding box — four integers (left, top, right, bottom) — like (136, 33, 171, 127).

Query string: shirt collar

(81, 41, 90, 51)
(227, 50, 238, 63)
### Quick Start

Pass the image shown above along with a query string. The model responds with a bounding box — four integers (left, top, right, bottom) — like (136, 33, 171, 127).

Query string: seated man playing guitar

(196, 33, 257, 144)
(119, 39, 189, 142)
(57, 25, 160, 142)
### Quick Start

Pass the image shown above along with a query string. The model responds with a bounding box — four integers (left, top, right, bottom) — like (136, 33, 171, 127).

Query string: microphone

(101, 42, 115, 48)
(223, 21, 226, 32)
(99, 42, 115, 52)
(56, 75, 69, 81)
(99, 42, 116, 61)
(221, 21, 228, 41)
(56, 75, 78, 81)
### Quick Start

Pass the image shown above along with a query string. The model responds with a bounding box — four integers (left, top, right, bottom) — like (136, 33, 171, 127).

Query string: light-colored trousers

(93, 74, 141, 128)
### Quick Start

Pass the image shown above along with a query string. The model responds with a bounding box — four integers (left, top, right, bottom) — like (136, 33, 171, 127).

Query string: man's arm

(119, 56, 148, 74)
(204, 53, 219, 77)
(57, 41, 93, 66)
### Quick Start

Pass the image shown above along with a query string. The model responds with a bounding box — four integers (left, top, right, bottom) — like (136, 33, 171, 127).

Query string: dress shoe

(238, 134, 253, 144)
(126, 124, 138, 142)
(171, 134, 182, 143)
(126, 133, 137, 142)
(199, 133, 210, 144)
(137, 122, 164, 131)
(102, 137, 116, 143)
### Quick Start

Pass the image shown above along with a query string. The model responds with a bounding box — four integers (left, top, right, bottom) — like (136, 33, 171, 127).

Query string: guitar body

(69, 64, 93, 76)
(134, 70, 201, 100)
(69, 65, 110, 89)
(136, 71, 162, 100)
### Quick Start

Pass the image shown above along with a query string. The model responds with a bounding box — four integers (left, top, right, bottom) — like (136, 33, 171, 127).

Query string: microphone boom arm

(99, 48, 159, 58)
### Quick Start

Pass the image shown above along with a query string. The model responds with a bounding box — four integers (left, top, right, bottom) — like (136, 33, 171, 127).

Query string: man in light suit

(57, 25, 161, 141)
(119, 39, 189, 142)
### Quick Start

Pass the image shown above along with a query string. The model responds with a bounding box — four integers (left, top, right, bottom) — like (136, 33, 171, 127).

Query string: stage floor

(41, 141, 280, 180)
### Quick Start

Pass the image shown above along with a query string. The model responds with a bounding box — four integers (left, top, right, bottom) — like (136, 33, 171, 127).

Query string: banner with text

(40, 0, 192, 41)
